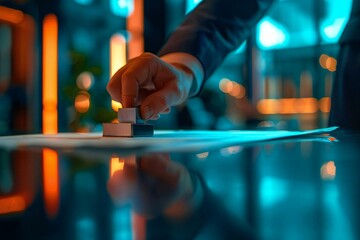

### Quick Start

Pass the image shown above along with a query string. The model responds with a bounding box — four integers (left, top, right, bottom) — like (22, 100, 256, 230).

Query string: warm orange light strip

(257, 98, 321, 115)
(110, 34, 127, 111)
(110, 34, 127, 77)
(0, 6, 24, 24)
(127, 0, 144, 59)
(42, 14, 58, 134)
(319, 97, 331, 113)
(0, 195, 26, 214)
(43, 148, 60, 218)
(110, 156, 125, 177)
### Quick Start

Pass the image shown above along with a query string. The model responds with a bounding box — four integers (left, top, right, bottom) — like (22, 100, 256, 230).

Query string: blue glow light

(260, 177, 288, 208)
(113, 207, 132, 240)
(234, 41, 246, 54)
(76, 218, 96, 240)
(186, 0, 202, 14)
(322, 18, 346, 40)
(74, 0, 93, 5)
(257, 17, 289, 50)
(320, 0, 351, 43)
(110, 0, 133, 17)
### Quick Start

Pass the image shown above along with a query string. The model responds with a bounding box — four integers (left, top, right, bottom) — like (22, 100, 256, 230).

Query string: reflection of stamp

(103, 107, 154, 137)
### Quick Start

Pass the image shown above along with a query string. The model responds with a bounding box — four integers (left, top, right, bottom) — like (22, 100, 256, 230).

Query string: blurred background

(0, 0, 352, 135)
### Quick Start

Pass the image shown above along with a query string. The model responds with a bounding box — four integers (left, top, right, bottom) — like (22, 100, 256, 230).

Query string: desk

(0, 129, 359, 240)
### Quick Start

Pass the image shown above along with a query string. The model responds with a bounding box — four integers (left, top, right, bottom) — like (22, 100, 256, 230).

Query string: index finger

(120, 53, 158, 107)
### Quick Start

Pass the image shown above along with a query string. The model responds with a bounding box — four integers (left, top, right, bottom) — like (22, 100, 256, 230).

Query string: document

(0, 127, 338, 152)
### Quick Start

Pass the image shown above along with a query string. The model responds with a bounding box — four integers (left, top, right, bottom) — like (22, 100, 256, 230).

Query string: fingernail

(151, 114, 160, 120)
(143, 106, 153, 119)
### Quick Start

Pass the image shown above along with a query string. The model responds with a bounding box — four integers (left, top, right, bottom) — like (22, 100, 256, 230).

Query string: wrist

(160, 53, 203, 97)
(172, 63, 195, 101)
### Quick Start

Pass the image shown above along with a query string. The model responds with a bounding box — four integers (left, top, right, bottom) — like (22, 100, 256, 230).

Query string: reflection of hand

(107, 53, 194, 120)
(107, 154, 202, 220)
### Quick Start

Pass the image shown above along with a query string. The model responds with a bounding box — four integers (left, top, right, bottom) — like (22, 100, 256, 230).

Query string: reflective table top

(0, 129, 359, 240)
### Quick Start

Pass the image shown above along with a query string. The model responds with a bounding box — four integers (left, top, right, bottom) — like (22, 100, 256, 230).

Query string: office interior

(0, 0, 351, 135)
(1, 1, 358, 240)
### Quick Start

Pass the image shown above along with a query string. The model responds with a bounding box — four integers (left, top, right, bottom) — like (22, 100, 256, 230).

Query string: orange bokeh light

(127, 0, 144, 59)
(42, 14, 58, 134)
(326, 57, 337, 72)
(110, 156, 125, 177)
(295, 98, 318, 114)
(0, 195, 26, 215)
(257, 98, 319, 115)
(110, 34, 127, 77)
(74, 92, 90, 113)
(111, 100, 123, 112)
(321, 161, 336, 180)
(219, 78, 233, 93)
(319, 97, 331, 113)
(43, 148, 60, 218)
(319, 54, 328, 69)
(257, 99, 280, 114)
(0, 6, 24, 24)
(76, 72, 93, 90)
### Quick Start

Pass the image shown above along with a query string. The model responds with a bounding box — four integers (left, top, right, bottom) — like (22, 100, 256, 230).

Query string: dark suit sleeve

(158, 0, 275, 82)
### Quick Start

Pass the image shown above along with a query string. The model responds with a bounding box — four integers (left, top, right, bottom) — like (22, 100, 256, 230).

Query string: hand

(107, 53, 194, 120)
(107, 153, 201, 219)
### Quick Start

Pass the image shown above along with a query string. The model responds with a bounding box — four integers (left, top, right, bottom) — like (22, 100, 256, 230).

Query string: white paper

(0, 127, 338, 152)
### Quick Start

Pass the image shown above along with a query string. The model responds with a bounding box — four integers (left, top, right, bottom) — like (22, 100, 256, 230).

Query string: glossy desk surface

(0, 129, 359, 240)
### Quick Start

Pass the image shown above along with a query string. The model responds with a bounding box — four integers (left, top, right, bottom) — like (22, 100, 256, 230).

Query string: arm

(159, 0, 275, 92)
(107, 0, 275, 120)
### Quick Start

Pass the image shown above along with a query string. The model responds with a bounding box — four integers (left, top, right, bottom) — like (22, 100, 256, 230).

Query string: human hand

(107, 53, 194, 120)
(107, 153, 202, 219)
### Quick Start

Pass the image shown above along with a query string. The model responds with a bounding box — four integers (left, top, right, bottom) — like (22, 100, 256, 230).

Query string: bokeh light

(76, 71, 94, 90)
(111, 100, 123, 112)
(319, 97, 331, 113)
(320, 161, 336, 180)
(74, 92, 90, 113)
(219, 78, 233, 93)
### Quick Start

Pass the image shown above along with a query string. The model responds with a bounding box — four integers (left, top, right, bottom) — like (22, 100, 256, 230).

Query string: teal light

(234, 41, 246, 54)
(74, 0, 92, 5)
(110, 0, 133, 17)
(113, 207, 132, 240)
(260, 177, 288, 208)
(257, 17, 289, 50)
(186, 0, 202, 14)
(320, 0, 351, 43)
(321, 18, 347, 41)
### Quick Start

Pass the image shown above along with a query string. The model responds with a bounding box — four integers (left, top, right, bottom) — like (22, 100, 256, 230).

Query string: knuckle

(170, 83, 182, 99)
(141, 52, 158, 67)
(157, 95, 169, 109)
(142, 52, 156, 58)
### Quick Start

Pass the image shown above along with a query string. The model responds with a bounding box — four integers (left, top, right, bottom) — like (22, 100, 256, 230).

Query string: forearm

(159, 0, 275, 86)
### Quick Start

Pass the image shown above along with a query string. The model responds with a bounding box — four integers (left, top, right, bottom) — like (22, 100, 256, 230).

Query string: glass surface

(1, 130, 359, 240)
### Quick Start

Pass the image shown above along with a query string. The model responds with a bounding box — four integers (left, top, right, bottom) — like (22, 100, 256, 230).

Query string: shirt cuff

(160, 52, 204, 97)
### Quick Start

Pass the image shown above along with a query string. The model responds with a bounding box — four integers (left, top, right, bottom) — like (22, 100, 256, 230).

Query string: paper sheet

(0, 127, 338, 152)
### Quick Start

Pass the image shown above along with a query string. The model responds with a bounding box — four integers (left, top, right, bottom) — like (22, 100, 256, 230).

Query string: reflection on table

(1, 131, 360, 240)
